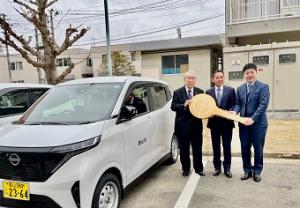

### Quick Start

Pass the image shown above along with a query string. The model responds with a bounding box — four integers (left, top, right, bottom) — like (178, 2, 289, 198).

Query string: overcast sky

(0, 0, 224, 50)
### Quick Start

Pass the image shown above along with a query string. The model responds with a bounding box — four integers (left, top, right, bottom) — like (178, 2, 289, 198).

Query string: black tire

(92, 173, 121, 208)
(166, 134, 179, 164)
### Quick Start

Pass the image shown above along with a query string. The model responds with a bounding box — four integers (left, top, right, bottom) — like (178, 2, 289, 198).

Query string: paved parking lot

(121, 157, 300, 208)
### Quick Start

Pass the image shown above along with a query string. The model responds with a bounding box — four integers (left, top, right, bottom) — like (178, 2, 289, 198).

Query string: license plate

(3, 180, 30, 201)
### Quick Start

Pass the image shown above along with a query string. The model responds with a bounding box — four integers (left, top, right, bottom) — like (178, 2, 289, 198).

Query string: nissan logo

(8, 153, 21, 166)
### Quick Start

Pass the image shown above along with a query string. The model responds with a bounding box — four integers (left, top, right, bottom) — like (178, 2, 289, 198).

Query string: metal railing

(228, 0, 300, 24)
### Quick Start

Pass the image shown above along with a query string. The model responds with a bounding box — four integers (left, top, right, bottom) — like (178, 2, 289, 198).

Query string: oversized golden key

(189, 94, 247, 124)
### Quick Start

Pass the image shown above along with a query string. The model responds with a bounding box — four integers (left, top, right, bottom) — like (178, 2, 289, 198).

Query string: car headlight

(50, 136, 101, 154)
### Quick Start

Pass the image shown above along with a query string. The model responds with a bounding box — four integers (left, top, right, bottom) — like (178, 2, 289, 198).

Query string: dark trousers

(210, 128, 233, 171)
(178, 129, 203, 173)
(239, 125, 267, 174)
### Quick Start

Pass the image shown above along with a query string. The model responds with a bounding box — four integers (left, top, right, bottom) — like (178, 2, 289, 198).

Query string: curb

(203, 152, 300, 159)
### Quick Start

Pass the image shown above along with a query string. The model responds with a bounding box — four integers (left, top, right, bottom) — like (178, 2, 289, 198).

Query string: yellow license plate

(3, 180, 30, 201)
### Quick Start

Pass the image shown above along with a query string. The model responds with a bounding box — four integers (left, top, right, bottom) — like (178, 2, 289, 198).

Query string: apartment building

(224, 0, 300, 111)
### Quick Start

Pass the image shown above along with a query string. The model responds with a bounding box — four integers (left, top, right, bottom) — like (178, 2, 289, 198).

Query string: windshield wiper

(25, 122, 69, 125)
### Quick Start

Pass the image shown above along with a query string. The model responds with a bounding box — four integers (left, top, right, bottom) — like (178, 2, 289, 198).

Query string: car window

(124, 85, 149, 115)
(0, 89, 29, 117)
(149, 85, 168, 110)
(30, 88, 49, 104)
(21, 83, 123, 125)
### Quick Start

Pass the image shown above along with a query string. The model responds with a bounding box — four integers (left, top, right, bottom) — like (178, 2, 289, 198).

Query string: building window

(162, 54, 188, 74)
(282, 0, 300, 7)
(56, 58, 71, 67)
(253, 56, 269, 65)
(9, 62, 23, 70)
(12, 80, 25, 83)
(229, 71, 243, 80)
(87, 58, 93, 67)
(131, 52, 136, 61)
(102, 54, 106, 62)
(279, 53, 296, 63)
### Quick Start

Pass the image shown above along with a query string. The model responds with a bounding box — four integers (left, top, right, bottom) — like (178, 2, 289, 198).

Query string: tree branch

(0, 37, 45, 68)
(57, 26, 90, 55)
(12, 0, 38, 14)
(46, 0, 58, 8)
(55, 62, 75, 83)
(0, 17, 38, 57)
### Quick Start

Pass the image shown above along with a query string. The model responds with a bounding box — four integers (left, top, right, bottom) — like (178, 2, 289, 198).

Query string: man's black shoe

(213, 170, 221, 176)
(224, 170, 232, 178)
(253, 173, 262, 182)
(182, 171, 190, 177)
(241, 172, 252, 180)
(196, 171, 206, 176)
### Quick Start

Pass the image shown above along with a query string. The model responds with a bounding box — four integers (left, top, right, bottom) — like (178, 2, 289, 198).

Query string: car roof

(58, 76, 169, 86)
(0, 83, 53, 90)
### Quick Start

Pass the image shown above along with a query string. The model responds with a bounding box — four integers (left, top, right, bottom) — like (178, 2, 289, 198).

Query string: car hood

(0, 121, 105, 148)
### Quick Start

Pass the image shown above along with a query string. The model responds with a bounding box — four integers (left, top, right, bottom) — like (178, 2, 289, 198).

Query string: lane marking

(173, 161, 207, 208)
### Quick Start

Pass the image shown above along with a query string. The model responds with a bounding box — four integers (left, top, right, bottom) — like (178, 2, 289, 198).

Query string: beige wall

(140, 49, 211, 92)
(0, 54, 40, 83)
(224, 41, 300, 110)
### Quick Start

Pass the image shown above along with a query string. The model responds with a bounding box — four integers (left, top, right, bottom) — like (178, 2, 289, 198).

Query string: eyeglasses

(186, 76, 196, 80)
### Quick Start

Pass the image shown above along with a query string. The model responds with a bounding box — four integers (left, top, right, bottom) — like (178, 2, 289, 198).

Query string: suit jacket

(206, 85, 235, 129)
(234, 80, 270, 127)
(171, 86, 203, 138)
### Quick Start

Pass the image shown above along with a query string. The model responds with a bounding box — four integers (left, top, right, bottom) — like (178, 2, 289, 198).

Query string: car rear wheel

(92, 173, 121, 208)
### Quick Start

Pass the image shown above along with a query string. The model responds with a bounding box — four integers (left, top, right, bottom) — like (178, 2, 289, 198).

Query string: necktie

(187, 90, 192, 99)
(216, 88, 222, 105)
(247, 84, 252, 95)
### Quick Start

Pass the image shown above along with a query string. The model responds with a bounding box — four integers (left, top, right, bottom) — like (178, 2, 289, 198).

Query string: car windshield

(21, 83, 123, 125)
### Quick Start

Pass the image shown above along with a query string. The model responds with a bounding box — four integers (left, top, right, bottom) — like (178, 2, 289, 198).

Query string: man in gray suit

(234, 63, 270, 182)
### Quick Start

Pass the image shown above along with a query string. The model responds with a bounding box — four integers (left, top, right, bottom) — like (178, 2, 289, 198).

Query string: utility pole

(0, 14, 12, 82)
(49, 9, 56, 43)
(34, 28, 41, 83)
(104, 0, 113, 76)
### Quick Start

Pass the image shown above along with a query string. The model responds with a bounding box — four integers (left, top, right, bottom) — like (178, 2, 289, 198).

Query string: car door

(120, 82, 155, 184)
(148, 83, 174, 162)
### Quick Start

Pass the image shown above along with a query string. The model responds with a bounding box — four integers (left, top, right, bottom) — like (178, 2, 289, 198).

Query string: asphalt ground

(121, 157, 300, 208)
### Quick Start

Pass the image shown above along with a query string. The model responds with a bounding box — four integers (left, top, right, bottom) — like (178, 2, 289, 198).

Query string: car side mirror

(119, 105, 138, 122)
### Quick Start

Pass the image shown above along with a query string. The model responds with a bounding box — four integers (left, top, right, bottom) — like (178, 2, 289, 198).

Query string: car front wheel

(92, 173, 121, 208)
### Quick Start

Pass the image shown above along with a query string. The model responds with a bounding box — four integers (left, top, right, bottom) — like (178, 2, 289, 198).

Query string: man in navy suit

(206, 70, 235, 178)
(234, 63, 270, 182)
(171, 70, 205, 177)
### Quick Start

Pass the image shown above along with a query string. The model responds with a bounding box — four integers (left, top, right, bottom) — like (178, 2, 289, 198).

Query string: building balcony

(226, 0, 300, 43)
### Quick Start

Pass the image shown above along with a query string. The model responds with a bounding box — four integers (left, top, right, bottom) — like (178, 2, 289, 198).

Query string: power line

(73, 13, 224, 46)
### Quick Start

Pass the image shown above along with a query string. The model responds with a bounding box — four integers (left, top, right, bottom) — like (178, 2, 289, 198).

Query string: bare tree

(0, 0, 90, 84)
(101, 51, 136, 76)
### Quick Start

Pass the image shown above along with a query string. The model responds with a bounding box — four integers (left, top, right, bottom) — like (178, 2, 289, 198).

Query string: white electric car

(0, 77, 178, 208)
(0, 83, 52, 127)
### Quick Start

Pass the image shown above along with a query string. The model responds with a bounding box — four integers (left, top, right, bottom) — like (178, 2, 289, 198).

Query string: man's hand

(184, 99, 192, 107)
(244, 117, 255, 126)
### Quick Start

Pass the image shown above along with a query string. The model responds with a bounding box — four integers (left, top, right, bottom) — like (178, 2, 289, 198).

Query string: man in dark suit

(171, 70, 205, 177)
(234, 63, 270, 182)
(206, 70, 235, 178)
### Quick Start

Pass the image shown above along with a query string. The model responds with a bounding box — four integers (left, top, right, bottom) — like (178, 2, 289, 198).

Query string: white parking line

(173, 161, 207, 208)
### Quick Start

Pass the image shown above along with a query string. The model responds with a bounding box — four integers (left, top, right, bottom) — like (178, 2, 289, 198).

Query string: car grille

(0, 152, 66, 182)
